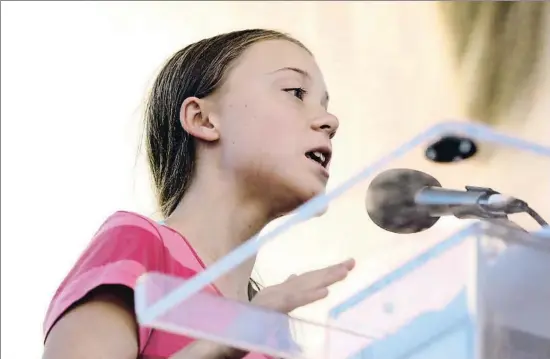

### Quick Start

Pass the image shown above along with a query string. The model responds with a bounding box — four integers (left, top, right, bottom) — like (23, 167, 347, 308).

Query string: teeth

(313, 151, 326, 164)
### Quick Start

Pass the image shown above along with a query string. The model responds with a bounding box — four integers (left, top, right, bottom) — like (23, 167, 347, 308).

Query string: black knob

(425, 135, 477, 163)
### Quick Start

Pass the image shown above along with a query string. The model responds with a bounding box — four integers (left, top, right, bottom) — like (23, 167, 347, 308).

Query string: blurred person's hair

(439, 2, 548, 124)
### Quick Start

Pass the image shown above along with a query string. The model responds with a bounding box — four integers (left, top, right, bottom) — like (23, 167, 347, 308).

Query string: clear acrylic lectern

(135, 122, 550, 358)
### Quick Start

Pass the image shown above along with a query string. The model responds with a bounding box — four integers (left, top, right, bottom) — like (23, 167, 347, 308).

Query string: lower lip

(307, 158, 330, 178)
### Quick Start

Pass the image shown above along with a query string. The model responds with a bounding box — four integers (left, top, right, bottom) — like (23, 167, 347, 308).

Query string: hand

(251, 258, 355, 313)
(170, 259, 355, 359)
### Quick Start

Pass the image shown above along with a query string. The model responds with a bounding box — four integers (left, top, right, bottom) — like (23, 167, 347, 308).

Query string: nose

(311, 112, 339, 138)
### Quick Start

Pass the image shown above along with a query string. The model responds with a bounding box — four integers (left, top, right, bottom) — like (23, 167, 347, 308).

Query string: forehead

(228, 39, 326, 88)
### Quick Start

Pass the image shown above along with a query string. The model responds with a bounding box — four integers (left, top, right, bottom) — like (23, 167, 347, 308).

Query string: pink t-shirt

(43, 211, 272, 359)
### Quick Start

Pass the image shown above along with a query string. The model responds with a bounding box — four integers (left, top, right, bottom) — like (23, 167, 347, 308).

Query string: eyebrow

(270, 67, 330, 107)
(271, 66, 311, 78)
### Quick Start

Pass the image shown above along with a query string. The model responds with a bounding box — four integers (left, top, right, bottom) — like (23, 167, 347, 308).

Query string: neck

(164, 166, 272, 301)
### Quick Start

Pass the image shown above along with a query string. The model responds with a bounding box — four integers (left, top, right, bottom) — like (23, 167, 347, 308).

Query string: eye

(283, 87, 307, 101)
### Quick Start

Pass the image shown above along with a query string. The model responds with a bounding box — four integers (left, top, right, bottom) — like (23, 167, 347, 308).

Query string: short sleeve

(43, 212, 166, 353)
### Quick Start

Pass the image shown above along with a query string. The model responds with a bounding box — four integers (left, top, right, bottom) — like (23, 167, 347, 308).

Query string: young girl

(42, 29, 355, 359)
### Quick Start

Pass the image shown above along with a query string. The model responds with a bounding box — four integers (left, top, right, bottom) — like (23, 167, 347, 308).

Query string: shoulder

(69, 210, 167, 273)
(92, 210, 204, 272)
(43, 210, 202, 344)
(94, 210, 163, 242)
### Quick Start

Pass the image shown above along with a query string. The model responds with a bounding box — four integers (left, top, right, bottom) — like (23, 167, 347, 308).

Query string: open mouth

(305, 149, 331, 168)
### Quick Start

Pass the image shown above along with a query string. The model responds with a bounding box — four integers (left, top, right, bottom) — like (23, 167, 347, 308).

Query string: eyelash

(283, 87, 307, 101)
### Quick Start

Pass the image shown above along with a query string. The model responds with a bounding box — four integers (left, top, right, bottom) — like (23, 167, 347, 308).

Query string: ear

(179, 97, 220, 142)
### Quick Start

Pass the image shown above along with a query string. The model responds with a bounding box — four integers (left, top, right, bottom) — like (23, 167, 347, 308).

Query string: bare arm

(43, 259, 355, 359)
(43, 291, 245, 359)
(43, 294, 140, 359)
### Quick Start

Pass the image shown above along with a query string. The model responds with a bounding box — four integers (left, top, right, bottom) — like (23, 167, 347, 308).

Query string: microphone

(365, 168, 529, 234)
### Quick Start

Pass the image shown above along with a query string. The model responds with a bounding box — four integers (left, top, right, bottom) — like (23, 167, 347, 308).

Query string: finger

(297, 259, 353, 281)
(294, 258, 355, 290)
(286, 287, 330, 311)
(341, 258, 356, 270)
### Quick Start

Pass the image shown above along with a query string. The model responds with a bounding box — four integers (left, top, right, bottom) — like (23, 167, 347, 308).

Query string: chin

(306, 186, 330, 218)
(293, 176, 326, 200)
(291, 188, 330, 220)
(285, 181, 328, 214)
(265, 173, 329, 217)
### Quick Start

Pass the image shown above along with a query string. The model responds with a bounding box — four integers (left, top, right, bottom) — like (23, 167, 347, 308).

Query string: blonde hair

(439, 2, 548, 124)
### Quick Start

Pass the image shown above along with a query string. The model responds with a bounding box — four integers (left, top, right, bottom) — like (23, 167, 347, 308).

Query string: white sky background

(1, 3, 161, 357)
(2, 2, 549, 358)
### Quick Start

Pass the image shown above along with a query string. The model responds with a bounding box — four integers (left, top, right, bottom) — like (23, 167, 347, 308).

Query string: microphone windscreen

(366, 168, 442, 234)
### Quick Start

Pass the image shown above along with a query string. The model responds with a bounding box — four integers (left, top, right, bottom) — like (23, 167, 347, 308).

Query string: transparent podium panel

(328, 222, 550, 359)
(135, 122, 550, 357)
(327, 225, 479, 359)
(135, 272, 375, 358)
(477, 223, 550, 359)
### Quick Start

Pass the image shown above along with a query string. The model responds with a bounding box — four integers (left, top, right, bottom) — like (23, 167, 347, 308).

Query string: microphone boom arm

(449, 186, 548, 228)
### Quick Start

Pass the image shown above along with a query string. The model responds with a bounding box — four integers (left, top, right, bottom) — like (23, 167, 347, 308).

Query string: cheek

(219, 103, 269, 168)
(220, 94, 305, 167)
(251, 98, 304, 140)
(237, 101, 299, 144)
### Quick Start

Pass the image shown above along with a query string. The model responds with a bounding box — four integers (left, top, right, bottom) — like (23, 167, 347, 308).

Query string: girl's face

(209, 39, 339, 215)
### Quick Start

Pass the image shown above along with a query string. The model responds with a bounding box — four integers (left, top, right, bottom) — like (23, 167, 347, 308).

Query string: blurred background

(1, 1, 549, 358)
